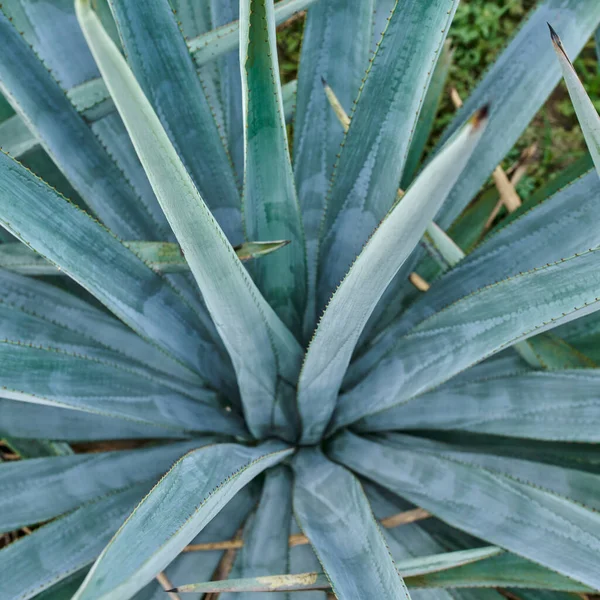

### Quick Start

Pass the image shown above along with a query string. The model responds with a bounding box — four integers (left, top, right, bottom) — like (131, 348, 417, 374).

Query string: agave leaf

(288, 521, 326, 600)
(0, 398, 190, 442)
(434, 0, 600, 230)
(330, 432, 600, 589)
(348, 170, 600, 390)
(76, 0, 303, 439)
(71, 441, 293, 600)
(550, 25, 600, 176)
(335, 246, 600, 430)
(2, 438, 72, 460)
(220, 466, 293, 600)
(134, 481, 260, 600)
(401, 40, 454, 188)
(0, 239, 290, 275)
(358, 368, 600, 442)
(0, 269, 203, 387)
(173, 547, 501, 593)
(0, 440, 213, 532)
(240, 0, 307, 335)
(0, 152, 234, 390)
(292, 448, 409, 599)
(108, 0, 241, 241)
(0, 342, 243, 435)
(298, 111, 488, 443)
(0, 484, 148, 600)
(293, 0, 373, 339)
(188, 0, 319, 65)
(406, 552, 594, 592)
(318, 0, 459, 307)
(0, 10, 163, 240)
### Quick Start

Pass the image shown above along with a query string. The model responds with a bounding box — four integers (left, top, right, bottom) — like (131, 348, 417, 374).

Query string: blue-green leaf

(240, 0, 307, 335)
(0, 441, 211, 532)
(0, 484, 148, 600)
(293, 0, 373, 338)
(330, 432, 600, 589)
(434, 0, 600, 229)
(72, 441, 293, 600)
(318, 0, 459, 306)
(292, 448, 409, 600)
(298, 111, 488, 443)
(108, 0, 241, 241)
(0, 9, 162, 240)
(76, 0, 303, 439)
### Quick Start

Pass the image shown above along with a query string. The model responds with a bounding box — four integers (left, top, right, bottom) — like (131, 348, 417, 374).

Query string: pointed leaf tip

(548, 23, 571, 62)
(472, 104, 490, 130)
(320, 75, 327, 87)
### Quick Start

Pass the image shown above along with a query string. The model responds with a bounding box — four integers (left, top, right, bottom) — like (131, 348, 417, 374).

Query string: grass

(276, 0, 600, 204)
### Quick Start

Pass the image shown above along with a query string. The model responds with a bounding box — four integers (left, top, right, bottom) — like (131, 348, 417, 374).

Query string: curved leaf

(72, 441, 293, 600)
(298, 111, 488, 442)
(76, 0, 303, 439)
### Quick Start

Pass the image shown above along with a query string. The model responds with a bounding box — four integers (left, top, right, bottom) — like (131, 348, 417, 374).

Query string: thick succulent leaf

(292, 448, 409, 600)
(406, 553, 594, 592)
(0, 269, 202, 387)
(350, 169, 600, 386)
(76, 0, 303, 438)
(0, 398, 190, 441)
(188, 0, 319, 65)
(282, 79, 297, 123)
(318, 0, 458, 306)
(0, 153, 233, 390)
(288, 521, 326, 600)
(293, 0, 373, 338)
(131, 481, 260, 600)
(240, 0, 307, 334)
(174, 548, 501, 593)
(298, 113, 488, 443)
(0, 484, 148, 600)
(330, 432, 600, 589)
(0, 240, 290, 275)
(335, 245, 600, 429)
(558, 310, 600, 362)
(434, 0, 600, 229)
(3, 437, 71, 460)
(0, 441, 212, 532)
(401, 41, 454, 188)
(358, 369, 600, 442)
(221, 466, 293, 600)
(108, 0, 241, 241)
(550, 26, 600, 176)
(0, 10, 162, 240)
(0, 341, 243, 435)
(72, 441, 293, 600)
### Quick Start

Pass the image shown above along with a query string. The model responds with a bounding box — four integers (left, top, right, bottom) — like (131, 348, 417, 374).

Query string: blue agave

(0, 0, 600, 598)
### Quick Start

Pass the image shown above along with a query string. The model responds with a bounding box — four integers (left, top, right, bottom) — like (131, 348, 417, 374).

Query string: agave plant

(1, 0, 600, 598)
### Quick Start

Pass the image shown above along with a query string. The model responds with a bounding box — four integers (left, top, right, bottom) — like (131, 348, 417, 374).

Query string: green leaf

(0, 9, 163, 240)
(358, 368, 600, 442)
(0, 441, 211, 532)
(292, 449, 410, 600)
(188, 0, 320, 66)
(288, 520, 326, 600)
(173, 547, 501, 593)
(282, 79, 297, 123)
(330, 432, 600, 589)
(222, 466, 293, 600)
(76, 0, 303, 439)
(318, 0, 459, 306)
(240, 0, 307, 334)
(293, 0, 374, 339)
(0, 239, 290, 275)
(550, 25, 600, 176)
(401, 40, 454, 188)
(0, 153, 231, 390)
(298, 111, 488, 443)
(108, 0, 242, 241)
(0, 484, 148, 600)
(72, 441, 293, 600)
(434, 0, 600, 230)
(336, 245, 600, 430)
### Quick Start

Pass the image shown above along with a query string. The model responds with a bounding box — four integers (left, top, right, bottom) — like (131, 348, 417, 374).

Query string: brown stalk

(156, 572, 180, 600)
